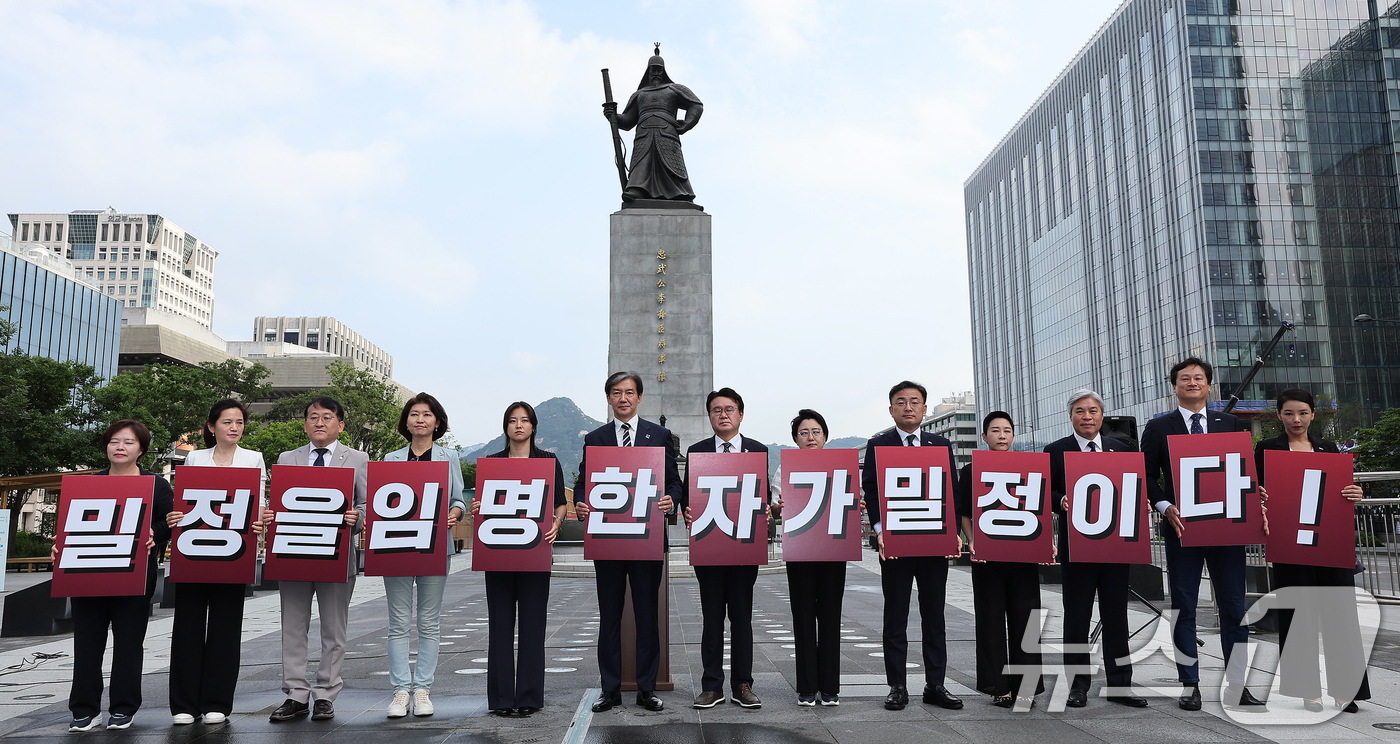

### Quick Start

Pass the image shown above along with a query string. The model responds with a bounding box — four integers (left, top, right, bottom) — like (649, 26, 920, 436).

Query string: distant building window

(284, 331, 299, 345)
(123, 224, 131, 242)
(134, 224, 142, 242)
(55, 223, 64, 241)
(119, 286, 126, 295)
(43, 223, 51, 241)
(101, 224, 108, 241)
(20, 223, 27, 241)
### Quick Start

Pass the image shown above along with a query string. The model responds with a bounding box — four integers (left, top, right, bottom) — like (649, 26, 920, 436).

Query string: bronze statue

(602, 45, 703, 208)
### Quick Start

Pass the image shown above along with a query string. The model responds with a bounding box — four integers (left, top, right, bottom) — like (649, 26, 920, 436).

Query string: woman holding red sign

(61, 420, 173, 732)
(1255, 388, 1370, 713)
(163, 399, 267, 726)
(381, 393, 467, 719)
(472, 401, 567, 716)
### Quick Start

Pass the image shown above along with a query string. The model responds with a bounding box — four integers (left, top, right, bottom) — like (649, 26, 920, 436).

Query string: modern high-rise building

(251, 316, 393, 378)
(965, 0, 1400, 447)
(7, 208, 217, 330)
(0, 232, 121, 379)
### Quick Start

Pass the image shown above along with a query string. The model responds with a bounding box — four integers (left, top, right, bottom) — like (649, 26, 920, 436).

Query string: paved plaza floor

(0, 547, 1395, 743)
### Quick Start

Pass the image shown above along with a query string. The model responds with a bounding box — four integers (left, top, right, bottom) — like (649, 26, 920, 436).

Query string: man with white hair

(1045, 389, 1147, 708)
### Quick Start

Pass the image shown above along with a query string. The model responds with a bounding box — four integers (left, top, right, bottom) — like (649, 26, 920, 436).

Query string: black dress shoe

(269, 699, 309, 722)
(1223, 685, 1266, 711)
(591, 691, 622, 713)
(1340, 701, 1359, 714)
(1179, 685, 1202, 711)
(884, 685, 909, 711)
(636, 690, 664, 711)
(1107, 694, 1149, 708)
(489, 708, 515, 717)
(311, 700, 334, 720)
(923, 684, 963, 710)
(1066, 690, 1087, 708)
(516, 706, 540, 716)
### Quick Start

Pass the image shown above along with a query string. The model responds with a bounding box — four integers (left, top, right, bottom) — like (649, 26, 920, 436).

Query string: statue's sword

(601, 69, 629, 193)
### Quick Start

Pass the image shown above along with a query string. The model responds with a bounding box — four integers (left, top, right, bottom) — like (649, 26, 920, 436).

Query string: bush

(10, 530, 52, 559)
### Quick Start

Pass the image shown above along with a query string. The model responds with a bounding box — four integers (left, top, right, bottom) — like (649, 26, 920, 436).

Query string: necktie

(1190, 413, 1205, 435)
(722, 441, 732, 453)
(905, 434, 916, 446)
(1086, 441, 1098, 452)
(621, 423, 632, 447)
(313, 447, 329, 467)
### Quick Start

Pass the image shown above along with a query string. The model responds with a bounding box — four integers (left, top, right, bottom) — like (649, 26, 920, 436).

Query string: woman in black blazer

(1255, 388, 1369, 713)
(471, 401, 568, 716)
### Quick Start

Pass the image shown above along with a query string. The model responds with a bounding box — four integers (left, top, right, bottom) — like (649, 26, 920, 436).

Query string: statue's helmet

(639, 43, 674, 88)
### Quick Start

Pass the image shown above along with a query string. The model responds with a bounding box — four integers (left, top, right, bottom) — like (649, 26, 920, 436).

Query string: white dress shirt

(1072, 432, 1104, 452)
(308, 439, 339, 465)
(897, 428, 921, 446)
(614, 417, 638, 446)
(715, 434, 741, 452)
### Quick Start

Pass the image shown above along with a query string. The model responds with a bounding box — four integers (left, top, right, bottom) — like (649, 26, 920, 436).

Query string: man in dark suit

(681, 388, 769, 709)
(1046, 389, 1148, 709)
(574, 371, 681, 713)
(1142, 357, 1265, 711)
(861, 381, 963, 712)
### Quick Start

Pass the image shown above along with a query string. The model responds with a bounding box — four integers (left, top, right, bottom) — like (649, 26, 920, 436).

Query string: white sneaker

(203, 712, 227, 724)
(387, 690, 410, 718)
(172, 714, 196, 725)
(412, 689, 434, 717)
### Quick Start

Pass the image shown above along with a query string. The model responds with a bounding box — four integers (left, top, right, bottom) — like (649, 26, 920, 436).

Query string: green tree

(264, 360, 403, 460)
(1353, 407, 1400, 473)
(92, 360, 271, 465)
(461, 460, 476, 490)
(240, 419, 311, 470)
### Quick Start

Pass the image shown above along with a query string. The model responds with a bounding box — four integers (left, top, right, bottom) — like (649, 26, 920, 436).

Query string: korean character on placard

(59, 498, 146, 571)
(273, 486, 347, 559)
(883, 466, 947, 534)
(368, 480, 441, 553)
(977, 470, 1046, 540)
(176, 488, 254, 560)
(587, 466, 658, 537)
(691, 473, 765, 542)
(477, 478, 547, 548)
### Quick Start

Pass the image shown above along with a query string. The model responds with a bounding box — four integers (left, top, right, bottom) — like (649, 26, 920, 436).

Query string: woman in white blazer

(163, 399, 267, 725)
(381, 393, 467, 718)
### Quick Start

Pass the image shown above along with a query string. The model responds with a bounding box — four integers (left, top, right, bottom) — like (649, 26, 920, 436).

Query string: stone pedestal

(608, 208, 714, 450)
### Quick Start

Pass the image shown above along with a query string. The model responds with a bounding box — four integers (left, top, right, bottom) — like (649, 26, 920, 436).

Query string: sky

(0, 0, 1125, 446)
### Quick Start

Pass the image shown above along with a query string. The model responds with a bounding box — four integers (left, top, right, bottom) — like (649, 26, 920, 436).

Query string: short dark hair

(398, 392, 449, 441)
(101, 419, 151, 457)
(1276, 387, 1315, 412)
(790, 409, 829, 442)
(501, 401, 547, 458)
(706, 387, 744, 414)
(203, 398, 250, 448)
(982, 411, 1014, 433)
(604, 371, 644, 397)
(1168, 357, 1214, 385)
(888, 380, 928, 403)
(304, 396, 346, 420)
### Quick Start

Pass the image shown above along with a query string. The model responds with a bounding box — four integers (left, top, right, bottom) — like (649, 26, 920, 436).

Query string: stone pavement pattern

(0, 548, 1394, 743)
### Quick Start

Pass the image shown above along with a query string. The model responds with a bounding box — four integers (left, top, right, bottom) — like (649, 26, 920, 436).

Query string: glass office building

(0, 233, 121, 380)
(965, 0, 1400, 447)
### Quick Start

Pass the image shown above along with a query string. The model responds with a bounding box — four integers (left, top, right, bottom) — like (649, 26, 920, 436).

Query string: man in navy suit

(1142, 357, 1265, 712)
(1046, 389, 1148, 708)
(682, 388, 769, 710)
(861, 381, 963, 712)
(574, 371, 681, 713)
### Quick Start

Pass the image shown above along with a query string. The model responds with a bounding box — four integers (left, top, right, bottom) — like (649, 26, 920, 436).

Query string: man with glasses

(574, 372, 682, 713)
(265, 397, 368, 722)
(861, 381, 963, 712)
(680, 388, 769, 709)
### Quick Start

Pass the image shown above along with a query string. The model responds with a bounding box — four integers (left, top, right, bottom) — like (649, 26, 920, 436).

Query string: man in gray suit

(265, 397, 368, 722)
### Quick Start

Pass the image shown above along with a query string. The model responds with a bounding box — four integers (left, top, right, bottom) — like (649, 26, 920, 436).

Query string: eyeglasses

(306, 414, 340, 424)
(709, 406, 738, 415)
(796, 429, 824, 439)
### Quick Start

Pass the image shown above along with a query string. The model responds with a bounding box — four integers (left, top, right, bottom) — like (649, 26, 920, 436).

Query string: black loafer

(1066, 690, 1087, 708)
(884, 685, 909, 711)
(1341, 701, 1360, 714)
(311, 700, 334, 720)
(923, 684, 963, 710)
(489, 708, 515, 717)
(636, 690, 664, 711)
(1108, 694, 1149, 708)
(516, 706, 540, 716)
(1178, 685, 1202, 711)
(269, 699, 309, 722)
(591, 691, 622, 713)
(1223, 685, 1266, 711)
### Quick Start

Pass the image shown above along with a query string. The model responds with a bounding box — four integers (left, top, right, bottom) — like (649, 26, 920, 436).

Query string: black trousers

(1061, 562, 1131, 693)
(70, 595, 150, 718)
(971, 561, 1044, 697)
(595, 559, 663, 692)
(787, 561, 845, 695)
(485, 571, 551, 709)
(1273, 563, 1371, 701)
(169, 582, 246, 715)
(694, 564, 758, 693)
(879, 555, 948, 687)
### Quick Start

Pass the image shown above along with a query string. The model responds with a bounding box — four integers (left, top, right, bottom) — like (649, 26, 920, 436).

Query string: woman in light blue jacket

(381, 392, 466, 719)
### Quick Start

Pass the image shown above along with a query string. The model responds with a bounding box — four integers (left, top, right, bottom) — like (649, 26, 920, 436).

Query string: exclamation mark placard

(1297, 468, 1326, 547)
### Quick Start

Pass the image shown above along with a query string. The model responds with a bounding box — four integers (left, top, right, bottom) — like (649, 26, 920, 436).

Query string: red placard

(264, 465, 354, 582)
(170, 466, 261, 584)
(1264, 451, 1356, 569)
(687, 453, 770, 566)
(971, 450, 1053, 563)
(780, 448, 862, 562)
(875, 446, 959, 558)
(53, 475, 154, 598)
(473, 458, 557, 572)
(1063, 452, 1151, 564)
(1168, 432, 1264, 546)
(364, 461, 452, 577)
(582, 446, 666, 561)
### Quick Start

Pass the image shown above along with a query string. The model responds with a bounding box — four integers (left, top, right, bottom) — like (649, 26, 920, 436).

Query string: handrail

(1355, 471, 1400, 482)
